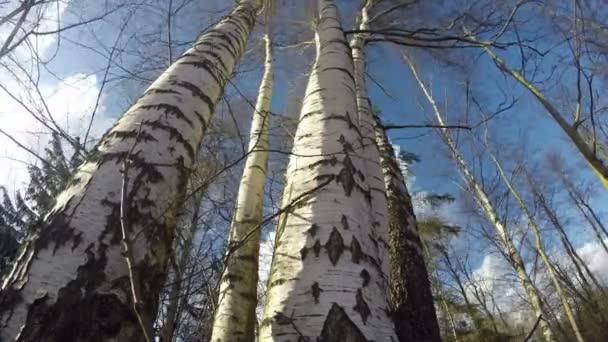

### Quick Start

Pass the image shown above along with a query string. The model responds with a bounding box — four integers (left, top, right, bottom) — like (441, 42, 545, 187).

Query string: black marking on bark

(300, 247, 308, 260)
(144, 88, 180, 96)
(179, 60, 223, 85)
(307, 224, 319, 237)
(324, 112, 362, 139)
(140, 120, 195, 160)
(169, 80, 215, 116)
(350, 237, 362, 264)
(353, 289, 371, 324)
(139, 103, 193, 126)
(341, 215, 349, 230)
(320, 303, 367, 342)
(299, 110, 324, 121)
(360, 269, 370, 287)
(107, 130, 157, 143)
(313, 240, 322, 257)
(311, 282, 322, 303)
(307, 156, 338, 170)
(325, 228, 344, 266)
(336, 154, 356, 196)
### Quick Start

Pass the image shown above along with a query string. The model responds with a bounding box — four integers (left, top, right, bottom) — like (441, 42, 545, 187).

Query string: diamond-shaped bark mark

(360, 269, 370, 287)
(320, 303, 367, 342)
(337, 155, 356, 196)
(350, 237, 362, 264)
(313, 240, 322, 257)
(311, 282, 323, 303)
(341, 215, 349, 230)
(307, 223, 319, 237)
(325, 227, 345, 266)
(353, 289, 371, 324)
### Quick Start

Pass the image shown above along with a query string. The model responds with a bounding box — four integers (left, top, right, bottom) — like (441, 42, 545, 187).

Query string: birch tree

(0, 1, 261, 340)
(211, 30, 274, 342)
(259, 0, 396, 339)
(404, 55, 557, 342)
(350, 2, 440, 339)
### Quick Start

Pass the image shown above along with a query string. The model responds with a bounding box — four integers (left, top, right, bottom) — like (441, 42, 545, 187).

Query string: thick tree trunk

(259, 1, 396, 340)
(210, 33, 273, 342)
(404, 56, 557, 342)
(0, 2, 260, 341)
(350, 4, 440, 339)
(375, 117, 442, 342)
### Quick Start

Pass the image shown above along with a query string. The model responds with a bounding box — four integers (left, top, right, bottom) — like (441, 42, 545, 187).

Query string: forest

(0, 0, 607, 341)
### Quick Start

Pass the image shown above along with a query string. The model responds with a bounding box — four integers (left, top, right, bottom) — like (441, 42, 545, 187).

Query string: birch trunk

(350, 4, 439, 340)
(210, 33, 273, 342)
(0, 2, 260, 340)
(481, 46, 608, 190)
(375, 117, 442, 341)
(259, 1, 396, 340)
(485, 148, 585, 342)
(161, 184, 206, 342)
(404, 55, 557, 342)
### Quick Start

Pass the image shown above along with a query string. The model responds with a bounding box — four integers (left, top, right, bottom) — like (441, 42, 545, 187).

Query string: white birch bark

(259, 1, 396, 340)
(210, 33, 274, 342)
(350, 3, 440, 340)
(0, 1, 261, 340)
(404, 56, 556, 342)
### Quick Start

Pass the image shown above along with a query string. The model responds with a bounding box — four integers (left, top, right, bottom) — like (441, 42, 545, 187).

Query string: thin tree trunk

(483, 147, 585, 342)
(0, 1, 260, 340)
(559, 173, 608, 255)
(480, 46, 608, 190)
(259, 1, 396, 340)
(210, 32, 274, 342)
(529, 179, 606, 297)
(403, 54, 557, 342)
(161, 185, 205, 342)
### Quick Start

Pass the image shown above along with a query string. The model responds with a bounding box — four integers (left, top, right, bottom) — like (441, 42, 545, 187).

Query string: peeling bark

(210, 33, 273, 342)
(0, 1, 260, 340)
(259, 1, 396, 340)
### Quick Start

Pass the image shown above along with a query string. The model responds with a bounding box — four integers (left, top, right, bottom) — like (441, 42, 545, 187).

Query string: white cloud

(0, 73, 112, 195)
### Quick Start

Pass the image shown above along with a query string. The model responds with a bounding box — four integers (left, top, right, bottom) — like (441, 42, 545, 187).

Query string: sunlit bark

(0, 1, 261, 340)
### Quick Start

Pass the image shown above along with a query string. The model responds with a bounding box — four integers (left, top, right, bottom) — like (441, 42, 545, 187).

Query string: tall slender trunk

(403, 55, 557, 342)
(484, 148, 585, 342)
(480, 46, 608, 190)
(350, 4, 440, 340)
(0, 2, 260, 340)
(210, 33, 274, 342)
(559, 173, 608, 255)
(259, 1, 396, 340)
(530, 179, 606, 297)
(161, 185, 205, 342)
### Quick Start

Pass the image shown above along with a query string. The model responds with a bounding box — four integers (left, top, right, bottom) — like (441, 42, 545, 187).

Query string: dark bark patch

(319, 303, 367, 342)
(307, 224, 319, 237)
(139, 103, 193, 126)
(336, 155, 356, 196)
(300, 247, 308, 260)
(350, 237, 362, 264)
(313, 240, 322, 257)
(341, 215, 349, 230)
(353, 289, 371, 324)
(325, 228, 344, 266)
(360, 269, 370, 287)
(311, 282, 322, 303)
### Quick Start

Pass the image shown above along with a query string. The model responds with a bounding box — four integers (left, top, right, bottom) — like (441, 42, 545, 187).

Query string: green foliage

(0, 133, 83, 275)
